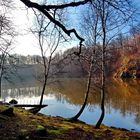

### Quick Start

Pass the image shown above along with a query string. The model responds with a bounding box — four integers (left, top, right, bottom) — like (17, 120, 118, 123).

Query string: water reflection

(1, 78, 140, 132)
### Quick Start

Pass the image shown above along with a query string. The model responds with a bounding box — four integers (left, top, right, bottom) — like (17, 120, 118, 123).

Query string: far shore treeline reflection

(1, 78, 140, 126)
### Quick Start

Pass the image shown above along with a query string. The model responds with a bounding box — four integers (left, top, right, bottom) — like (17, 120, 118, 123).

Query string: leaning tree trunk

(95, 85, 105, 128)
(95, 0, 106, 128)
(95, 43, 105, 128)
(39, 74, 47, 105)
(39, 56, 51, 106)
(0, 77, 1, 98)
(70, 58, 93, 121)
(95, 4, 106, 128)
(95, 35, 106, 128)
(95, 53, 105, 128)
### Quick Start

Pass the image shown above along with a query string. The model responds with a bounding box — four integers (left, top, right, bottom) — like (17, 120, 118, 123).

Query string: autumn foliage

(113, 34, 140, 78)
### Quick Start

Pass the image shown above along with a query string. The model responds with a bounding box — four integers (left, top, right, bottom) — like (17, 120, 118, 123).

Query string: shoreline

(0, 105, 140, 140)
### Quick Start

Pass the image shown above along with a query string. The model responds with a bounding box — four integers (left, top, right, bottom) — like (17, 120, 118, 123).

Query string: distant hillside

(2, 64, 42, 85)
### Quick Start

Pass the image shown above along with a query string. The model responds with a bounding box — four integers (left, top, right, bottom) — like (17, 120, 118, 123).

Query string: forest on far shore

(1, 27, 140, 79)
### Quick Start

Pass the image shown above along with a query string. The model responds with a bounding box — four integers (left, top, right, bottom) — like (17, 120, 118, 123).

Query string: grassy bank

(0, 105, 140, 140)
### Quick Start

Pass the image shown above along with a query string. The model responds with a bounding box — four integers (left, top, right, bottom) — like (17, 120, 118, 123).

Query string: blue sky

(11, 0, 140, 55)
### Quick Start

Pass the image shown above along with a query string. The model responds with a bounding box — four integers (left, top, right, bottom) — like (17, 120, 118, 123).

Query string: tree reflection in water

(1, 78, 140, 131)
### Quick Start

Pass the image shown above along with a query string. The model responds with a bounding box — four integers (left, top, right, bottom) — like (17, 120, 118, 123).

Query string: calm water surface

(1, 78, 140, 132)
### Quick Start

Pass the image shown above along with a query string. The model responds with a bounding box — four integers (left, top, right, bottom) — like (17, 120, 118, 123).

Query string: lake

(1, 78, 140, 132)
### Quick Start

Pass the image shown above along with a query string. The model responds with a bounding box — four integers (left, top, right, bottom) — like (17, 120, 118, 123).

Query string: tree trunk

(39, 56, 51, 106)
(95, 87, 105, 128)
(70, 57, 93, 121)
(39, 75, 47, 105)
(0, 77, 1, 98)
(95, 0, 106, 128)
(95, 45, 105, 128)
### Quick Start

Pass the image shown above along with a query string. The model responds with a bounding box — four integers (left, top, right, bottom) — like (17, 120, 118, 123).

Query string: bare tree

(94, 0, 106, 128)
(0, 0, 15, 96)
(80, 0, 135, 128)
(69, 6, 99, 121)
(31, 9, 62, 106)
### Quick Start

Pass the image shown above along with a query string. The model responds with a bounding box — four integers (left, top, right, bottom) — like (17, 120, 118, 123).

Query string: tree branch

(20, 0, 91, 10)
(43, 0, 91, 11)
(19, 0, 89, 54)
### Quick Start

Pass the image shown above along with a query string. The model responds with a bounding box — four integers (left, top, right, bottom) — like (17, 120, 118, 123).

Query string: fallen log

(14, 104, 48, 114)
(13, 104, 48, 108)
